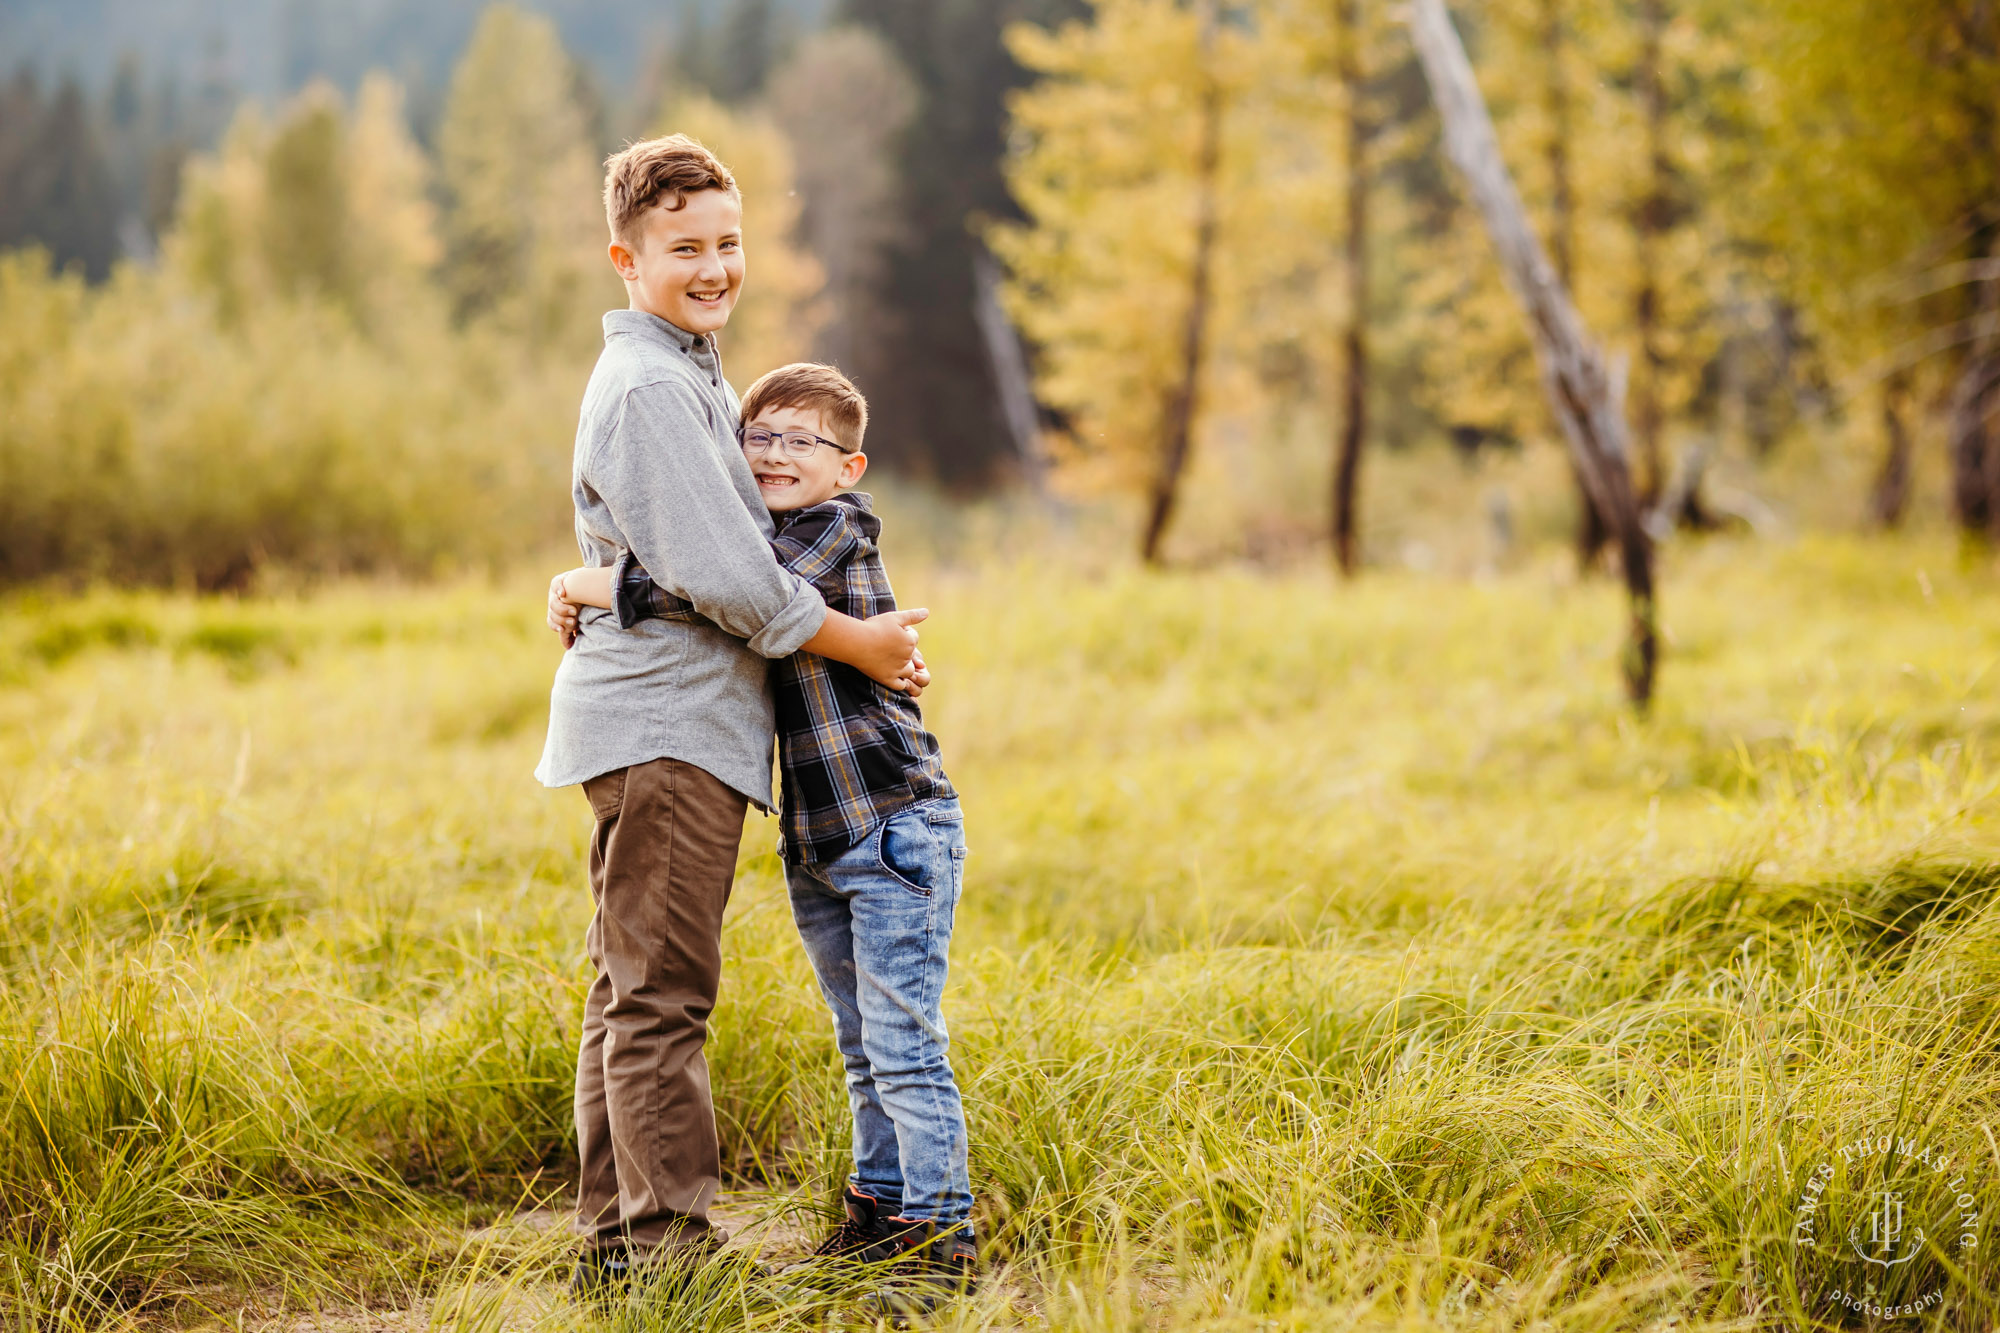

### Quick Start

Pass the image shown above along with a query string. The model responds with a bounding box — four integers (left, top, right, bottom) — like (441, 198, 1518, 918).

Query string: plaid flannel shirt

(612, 491, 954, 867)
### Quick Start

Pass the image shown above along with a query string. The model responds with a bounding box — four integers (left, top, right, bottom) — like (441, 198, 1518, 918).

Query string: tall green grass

(1, 533, 1996, 1330)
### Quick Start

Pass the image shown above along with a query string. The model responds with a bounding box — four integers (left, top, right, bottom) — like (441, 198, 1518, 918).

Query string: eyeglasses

(738, 424, 852, 458)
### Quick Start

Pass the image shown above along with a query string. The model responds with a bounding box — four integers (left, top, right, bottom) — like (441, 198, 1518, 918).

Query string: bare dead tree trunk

(1870, 371, 1914, 529)
(1405, 0, 1659, 708)
(1631, 0, 1669, 507)
(1539, 0, 1609, 569)
(1950, 224, 2000, 541)
(1986, 384, 2000, 543)
(1142, 2, 1222, 566)
(973, 247, 1051, 497)
(1331, 0, 1369, 577)
(1949, 349, 2000, 538)
(1947, 3, 1999, 543)
(1570, 451, 1614, 568)
(1651, 441, 1717, 532)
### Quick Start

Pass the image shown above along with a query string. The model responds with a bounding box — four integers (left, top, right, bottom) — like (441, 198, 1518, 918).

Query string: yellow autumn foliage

(653, 93, 828, 388)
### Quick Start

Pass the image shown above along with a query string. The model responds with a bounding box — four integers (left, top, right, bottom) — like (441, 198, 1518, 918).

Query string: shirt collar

(602, 308, 708, 353)
(775, 491, 879, 538)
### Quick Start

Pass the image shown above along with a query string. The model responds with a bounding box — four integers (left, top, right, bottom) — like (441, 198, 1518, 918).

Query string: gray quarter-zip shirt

(535, 309, 827, 806)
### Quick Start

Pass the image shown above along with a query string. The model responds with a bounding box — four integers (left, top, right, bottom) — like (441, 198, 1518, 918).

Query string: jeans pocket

(874, 809, 939, 897)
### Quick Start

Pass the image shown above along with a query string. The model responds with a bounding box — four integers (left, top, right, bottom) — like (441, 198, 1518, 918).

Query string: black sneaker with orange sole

(870, 1221, 980, 1320)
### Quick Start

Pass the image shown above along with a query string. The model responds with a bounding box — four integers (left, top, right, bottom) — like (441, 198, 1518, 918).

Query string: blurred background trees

(657, 92, 828, 377)
(997, 0, 1998, 563)
(1731, 0, 2000, 537)
(437, 5, 611, 355)
(766, 28, 914, 394)
(0, 0, 1996, 587)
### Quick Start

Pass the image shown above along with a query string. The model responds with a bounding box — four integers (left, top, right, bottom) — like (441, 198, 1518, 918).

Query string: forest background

(6, 0, 1999, 586)
(5, 4, 2000, 1331)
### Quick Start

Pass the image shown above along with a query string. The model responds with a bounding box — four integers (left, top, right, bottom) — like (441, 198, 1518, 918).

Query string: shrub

(0, 250, 580, 589)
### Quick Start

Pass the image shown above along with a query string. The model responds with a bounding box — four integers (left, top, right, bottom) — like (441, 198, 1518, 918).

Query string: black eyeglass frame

(736, 423, 855, 458)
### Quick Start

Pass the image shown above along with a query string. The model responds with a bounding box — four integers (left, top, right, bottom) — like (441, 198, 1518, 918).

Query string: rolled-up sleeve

(586, 381, 826, 658)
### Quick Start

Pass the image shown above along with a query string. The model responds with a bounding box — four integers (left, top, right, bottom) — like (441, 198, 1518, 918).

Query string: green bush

(0, 251, 579, 590)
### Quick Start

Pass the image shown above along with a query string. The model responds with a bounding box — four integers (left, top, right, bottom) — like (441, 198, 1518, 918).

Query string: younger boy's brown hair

(602, 135, 738, 246)
(741, 363, 869, 453)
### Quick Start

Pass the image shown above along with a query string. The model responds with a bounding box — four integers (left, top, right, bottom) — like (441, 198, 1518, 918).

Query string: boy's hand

(860, 608, 928, 691)
(548, 574, 581, 649)
(546, 565, 626, 649)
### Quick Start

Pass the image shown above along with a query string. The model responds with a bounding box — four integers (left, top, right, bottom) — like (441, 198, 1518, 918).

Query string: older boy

(549, 364, 978, 1305)
(535, 136, 928, 1296)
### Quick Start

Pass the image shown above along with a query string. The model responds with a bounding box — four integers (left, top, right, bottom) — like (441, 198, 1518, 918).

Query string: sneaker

(871, 1221, 980, 1320)
(567, 1244, 632, 1306)
(805, 1187, 901, 1261)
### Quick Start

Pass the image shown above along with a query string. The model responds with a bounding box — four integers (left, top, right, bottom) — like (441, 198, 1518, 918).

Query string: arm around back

(586, 379, 825, 658)
(585, 498, 928, 690)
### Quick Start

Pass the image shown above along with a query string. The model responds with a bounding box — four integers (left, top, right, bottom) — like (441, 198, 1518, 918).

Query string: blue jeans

(786, 797, 972, 1227)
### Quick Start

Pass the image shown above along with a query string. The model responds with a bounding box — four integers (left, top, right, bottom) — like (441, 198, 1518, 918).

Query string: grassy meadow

(2, 530, 1998, 1332)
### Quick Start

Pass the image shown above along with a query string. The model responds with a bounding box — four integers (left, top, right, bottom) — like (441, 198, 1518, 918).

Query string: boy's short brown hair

(741, 363, 869, 452)
(602, 134, 739, 246)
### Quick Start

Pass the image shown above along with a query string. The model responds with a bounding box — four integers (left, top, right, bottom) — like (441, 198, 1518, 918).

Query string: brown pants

(575, 757, 748, 1253)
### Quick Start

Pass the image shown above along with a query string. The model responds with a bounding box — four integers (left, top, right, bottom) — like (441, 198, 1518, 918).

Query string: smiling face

(607, 188, 744, 335)
(742, 404, 869, 512)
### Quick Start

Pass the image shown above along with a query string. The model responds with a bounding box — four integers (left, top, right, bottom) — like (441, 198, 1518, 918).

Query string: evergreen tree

(0, 71, 41, 248)
(995, 0, 1336, 551)
(437, 4, 613, 357)
(0, 72, 119, 279)
(168, 77, 438, 334)
(717, 0, 781, 102)
(346, 74, 443, 324)
(260, 88, 349, 304)
(98, 52, 173, 259)
(999, 0, 1418, 557)
(994, 0, 1229, 529)
(170, 105, 266, 325)
(664, 0, 792, 109)
(841, 0, 1083, 485)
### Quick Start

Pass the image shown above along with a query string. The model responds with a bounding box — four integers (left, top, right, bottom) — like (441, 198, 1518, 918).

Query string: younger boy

(550, 363, 977, 1302)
